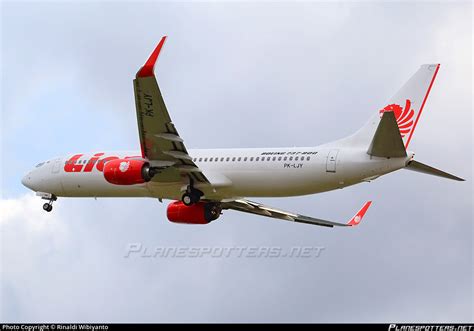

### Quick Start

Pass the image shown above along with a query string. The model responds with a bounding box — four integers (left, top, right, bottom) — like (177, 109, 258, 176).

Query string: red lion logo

(379, 99, 414, 138)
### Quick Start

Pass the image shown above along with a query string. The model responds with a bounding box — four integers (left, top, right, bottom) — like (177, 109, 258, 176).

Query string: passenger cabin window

(307, 156, 310, 161)
(226, 157, 230, 161)
(244, 157, 247, 161)
(295, 157, 299, 161)
(237, 157, 241, 161)
(278, 157, 282, 161)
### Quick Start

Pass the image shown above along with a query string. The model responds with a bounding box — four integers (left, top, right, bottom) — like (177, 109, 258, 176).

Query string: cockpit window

(35, 162, 45, 168)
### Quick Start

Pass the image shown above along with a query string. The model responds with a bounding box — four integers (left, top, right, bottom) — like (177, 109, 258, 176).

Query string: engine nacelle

(103, 159, 151, 185)
(167, 201, 221, 224)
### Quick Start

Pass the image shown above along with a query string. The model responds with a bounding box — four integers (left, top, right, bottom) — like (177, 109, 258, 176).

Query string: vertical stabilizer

(345, 64, 440, 149)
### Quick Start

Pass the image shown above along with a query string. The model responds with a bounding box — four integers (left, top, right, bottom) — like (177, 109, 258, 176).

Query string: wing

(221, 199, 372, 228)
(133, 36, 208, 184)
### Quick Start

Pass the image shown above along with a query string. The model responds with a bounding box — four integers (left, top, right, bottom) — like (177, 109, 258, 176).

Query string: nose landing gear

(43, 202, 53, 212)
(37, 192, 57, 212)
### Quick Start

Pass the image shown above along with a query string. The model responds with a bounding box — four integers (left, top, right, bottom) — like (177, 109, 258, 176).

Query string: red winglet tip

(347, 201, 372, 226)
(136, 36, 167, 78)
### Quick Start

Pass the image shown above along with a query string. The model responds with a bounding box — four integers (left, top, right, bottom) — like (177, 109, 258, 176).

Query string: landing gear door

(326, 149, 339, 173)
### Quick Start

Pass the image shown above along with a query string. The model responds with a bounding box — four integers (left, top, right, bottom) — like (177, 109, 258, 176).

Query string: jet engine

(103, 159, 155, 185)
(167, 201, 221, 224)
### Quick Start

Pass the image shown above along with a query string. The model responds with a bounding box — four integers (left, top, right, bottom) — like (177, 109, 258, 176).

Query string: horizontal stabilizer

(405, 160, 465, 181)
(367, 111, 407, 158)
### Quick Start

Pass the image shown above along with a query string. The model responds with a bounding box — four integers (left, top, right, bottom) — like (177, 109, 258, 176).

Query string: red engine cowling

(103, 159, 150, 185)
(167, 201, 221, 224)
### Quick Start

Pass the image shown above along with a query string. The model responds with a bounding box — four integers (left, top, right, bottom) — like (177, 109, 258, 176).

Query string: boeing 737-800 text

(21, 37, 464, 227)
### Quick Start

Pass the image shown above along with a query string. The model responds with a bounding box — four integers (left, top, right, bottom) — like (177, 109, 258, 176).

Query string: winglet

(136, 36, 167, 78)
(347, 201, 372, 226)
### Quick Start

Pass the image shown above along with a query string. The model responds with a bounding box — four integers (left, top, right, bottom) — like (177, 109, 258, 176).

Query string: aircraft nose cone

(21, 173, 33, 190)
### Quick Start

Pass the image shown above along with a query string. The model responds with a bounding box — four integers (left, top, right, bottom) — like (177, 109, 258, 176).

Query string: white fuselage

(22, 144, 413, 201)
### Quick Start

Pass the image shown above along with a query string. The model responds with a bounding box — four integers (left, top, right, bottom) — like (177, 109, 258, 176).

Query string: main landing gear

(181, 178, 203, 206)
(38, 193, 57, 212)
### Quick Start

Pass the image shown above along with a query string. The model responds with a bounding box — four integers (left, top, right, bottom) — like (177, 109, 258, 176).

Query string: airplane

(21, 36, 464, 228)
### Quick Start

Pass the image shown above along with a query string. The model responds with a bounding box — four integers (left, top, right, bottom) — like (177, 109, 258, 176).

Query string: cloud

(1, 188, 471, 322)
(1, 1, 472, 323)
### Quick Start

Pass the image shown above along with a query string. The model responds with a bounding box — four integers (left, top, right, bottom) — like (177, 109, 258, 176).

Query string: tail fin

(346, 64, 440, 149)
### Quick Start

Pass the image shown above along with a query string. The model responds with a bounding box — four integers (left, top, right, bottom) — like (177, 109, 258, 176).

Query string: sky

(1, 1, 472, 323)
